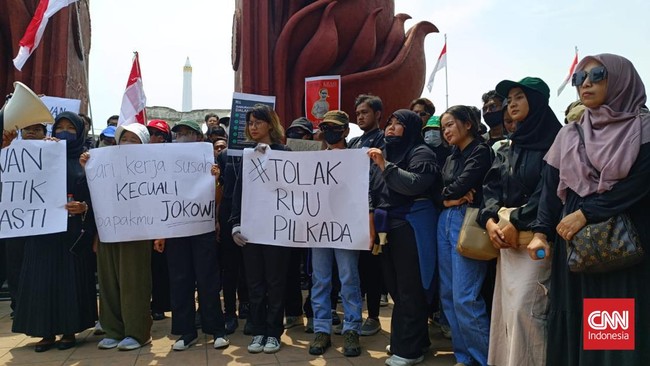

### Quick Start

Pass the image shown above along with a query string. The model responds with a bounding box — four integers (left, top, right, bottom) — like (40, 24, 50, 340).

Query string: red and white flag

(426, 41, 447, 92)
(557, 49, 579, 96)
(118, 52, 147, 126)
(13, 0, 79, 71)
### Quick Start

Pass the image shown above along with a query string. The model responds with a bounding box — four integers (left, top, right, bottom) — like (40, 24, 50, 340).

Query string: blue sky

(88, 0, 650, 132)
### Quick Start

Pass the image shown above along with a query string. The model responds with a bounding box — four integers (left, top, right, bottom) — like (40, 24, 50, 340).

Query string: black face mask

(323, 129, 345, 145)
(483, 111, 503, 128)
(384, 136, 402, 145)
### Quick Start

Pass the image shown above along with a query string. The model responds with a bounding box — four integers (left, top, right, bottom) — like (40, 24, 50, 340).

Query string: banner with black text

(85, 142, 216, 242)
(0, 140, 67, 238)
(241, 148, 370, 250)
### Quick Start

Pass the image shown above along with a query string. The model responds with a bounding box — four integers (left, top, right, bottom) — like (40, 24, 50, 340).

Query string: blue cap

(101, 125, 116, 138)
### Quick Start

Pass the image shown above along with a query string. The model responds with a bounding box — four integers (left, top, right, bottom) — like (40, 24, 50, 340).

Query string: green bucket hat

(495, 77, 550, 101)
(423, 115, 440, 130)
(172, 120, 202, 134)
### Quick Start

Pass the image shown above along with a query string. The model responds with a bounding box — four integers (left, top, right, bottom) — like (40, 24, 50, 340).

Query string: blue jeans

(311, 248, 362, 334)
(438, 206, 490, 366)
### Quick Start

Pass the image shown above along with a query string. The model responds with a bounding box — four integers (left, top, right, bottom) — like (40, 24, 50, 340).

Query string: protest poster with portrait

(241, 148, 369, 250)
(85, 142, 216, 242)
(305, 75, 341, 126)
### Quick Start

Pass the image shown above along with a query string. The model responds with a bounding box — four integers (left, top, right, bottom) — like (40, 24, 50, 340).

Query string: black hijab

(510, 89, 561, 150)
(385, 109, 426, 168)
(53, 111, 86, 158)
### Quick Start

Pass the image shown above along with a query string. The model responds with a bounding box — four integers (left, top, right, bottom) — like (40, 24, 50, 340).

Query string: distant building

(146, 106, 231, 132)
(182, 57, 193, 112)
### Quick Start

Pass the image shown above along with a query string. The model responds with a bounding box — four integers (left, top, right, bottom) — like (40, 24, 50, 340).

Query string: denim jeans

(311, 248, 362, 334)
(438, 206, 490, 366)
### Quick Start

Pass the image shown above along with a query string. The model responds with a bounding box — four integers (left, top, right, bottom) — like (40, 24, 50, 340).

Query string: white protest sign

(0, 140, 67, 238)
(85, 142, 216, 242)
(241, 148, 370, 250)
(40, 96, 81, 117)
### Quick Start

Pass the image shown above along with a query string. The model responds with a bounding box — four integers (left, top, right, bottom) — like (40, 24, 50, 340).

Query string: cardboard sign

(305, 75, 341, 126)
(228, 92, 276, 156)
(241, 148, 369, 250)
(85, 142, 216, 242)
(0, 140, 67, 238)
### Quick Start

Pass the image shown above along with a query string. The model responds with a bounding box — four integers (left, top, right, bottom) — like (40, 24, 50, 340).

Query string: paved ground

(0, 298, 456, 365)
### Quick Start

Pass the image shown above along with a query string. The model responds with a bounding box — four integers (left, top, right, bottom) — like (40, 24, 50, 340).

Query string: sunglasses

(319, 123, 344, 132)
(418, 112, 430, 117)
(572, 66, 608, 86)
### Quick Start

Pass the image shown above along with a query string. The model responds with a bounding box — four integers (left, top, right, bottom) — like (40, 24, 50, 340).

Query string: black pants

(219, 203, 248, 317)
(359, 247, 383, 318)
(243, 243, 290, 339)
(284, 248, 304, 317)
(151, 249, 171, 314)
(5, 237, 25, 311)
(382, 223, 429, 359)
(166, 232, 225, 337)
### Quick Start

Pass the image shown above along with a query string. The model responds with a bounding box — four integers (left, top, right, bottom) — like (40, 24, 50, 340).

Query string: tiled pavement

(0, 299, 455, 365)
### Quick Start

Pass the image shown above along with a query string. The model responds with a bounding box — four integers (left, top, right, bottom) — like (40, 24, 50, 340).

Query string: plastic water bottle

(67, 194, 74, 217)
(536, 249, 546, 259)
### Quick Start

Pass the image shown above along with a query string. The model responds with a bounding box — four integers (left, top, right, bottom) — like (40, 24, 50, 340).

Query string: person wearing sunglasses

(146, 119, 171, 144)
(285, 117, 314, 140)
(409, 97, 436, 126)
(528, 54, 650, 366)
(479, 77, 561, 366)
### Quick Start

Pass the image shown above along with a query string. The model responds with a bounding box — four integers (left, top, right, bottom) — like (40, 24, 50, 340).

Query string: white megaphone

(0, 81, 54, 132)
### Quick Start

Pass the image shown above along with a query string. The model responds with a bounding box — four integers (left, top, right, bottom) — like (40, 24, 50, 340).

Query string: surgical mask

(384, 136, 402, 145)
(323, 129, 345, 145)
(175, 135, 195, 143)
(55, 131, 77, 142)
(423, 129, 442, 147)
(483, 111, 503, 128)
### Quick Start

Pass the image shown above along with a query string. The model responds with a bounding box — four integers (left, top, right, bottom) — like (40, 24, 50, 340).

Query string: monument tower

(182, 57, 192, 112)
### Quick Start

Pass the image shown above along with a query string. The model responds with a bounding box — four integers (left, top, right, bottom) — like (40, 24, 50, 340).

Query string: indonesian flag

(13, 0, 79, 71)
(557, 50, 579, 96)
(426, 41, 447, 92)
(118, 52, 147, 126)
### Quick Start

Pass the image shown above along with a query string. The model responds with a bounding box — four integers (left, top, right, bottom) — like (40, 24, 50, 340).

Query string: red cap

(147, 119, 170, 134)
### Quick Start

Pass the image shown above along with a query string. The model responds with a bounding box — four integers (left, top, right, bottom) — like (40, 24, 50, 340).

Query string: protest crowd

(2, 52, 650, 366)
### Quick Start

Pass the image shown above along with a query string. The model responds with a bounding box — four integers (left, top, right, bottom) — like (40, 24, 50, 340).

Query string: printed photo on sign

(85, 142, 216, 242)
(241, 148, 369, 250)
(0, 140, 67, 238)
(228, 92, 276, 156)
(305, 75, 341, 126)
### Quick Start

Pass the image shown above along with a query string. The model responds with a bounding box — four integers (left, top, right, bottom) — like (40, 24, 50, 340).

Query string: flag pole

(444, 34, 449, 110)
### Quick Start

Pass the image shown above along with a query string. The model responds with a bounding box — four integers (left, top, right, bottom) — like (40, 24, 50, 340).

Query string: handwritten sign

(0, 140, 67, 238)
(228, 92, 276, 156)
(85, 142, 216, 242)
(286, 138, 324, 152)
(241, 148, 369, 250)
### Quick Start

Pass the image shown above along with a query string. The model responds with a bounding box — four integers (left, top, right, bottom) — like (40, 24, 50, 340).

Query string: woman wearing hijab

(12, 112, 97, 352)
(437, 105, 493, 366)
(367, 109, 439, 366)
(478, 77, 561, 366)
(528, 54, 650, 365)
(79, 123, 154, 351)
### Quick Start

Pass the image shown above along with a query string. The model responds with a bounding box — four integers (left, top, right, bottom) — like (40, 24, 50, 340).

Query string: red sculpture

(0, 0, 91, 111)
(232, 0, 438, 127)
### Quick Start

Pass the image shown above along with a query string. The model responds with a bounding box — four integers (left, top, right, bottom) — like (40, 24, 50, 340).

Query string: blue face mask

(55, 131, 77, 142)
(423, 129, 442, 147)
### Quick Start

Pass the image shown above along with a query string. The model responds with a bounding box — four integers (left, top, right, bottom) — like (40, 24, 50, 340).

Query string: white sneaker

(263, 336, 281, 353)
(172, 334, 198, 351)
(213, 336, 230, 349)
(97, 338, 119, 349)
(118, 336, 149, 351)
(247, 335, 265, 353)
(385, 354, 425, 366)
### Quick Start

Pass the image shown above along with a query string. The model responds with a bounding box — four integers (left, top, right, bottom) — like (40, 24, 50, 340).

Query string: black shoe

(238, 302, 250, 320)
(57, 335, 76, 351)
(342, 330, 361, 357)
(152, 312, 166, 321)
(34, 337, 55, 353)
(243, 320, 254, 335)
(331, 310, 341, 325)
(308, 332, 331, 355)
(225, 316, 239, 335)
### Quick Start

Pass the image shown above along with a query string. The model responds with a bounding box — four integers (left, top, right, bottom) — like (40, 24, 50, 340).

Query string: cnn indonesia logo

(583, 298, 635, 350)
